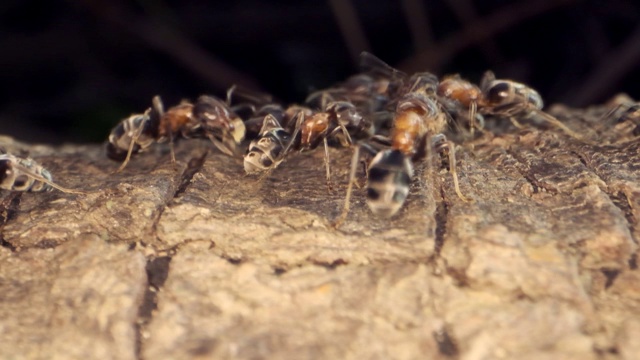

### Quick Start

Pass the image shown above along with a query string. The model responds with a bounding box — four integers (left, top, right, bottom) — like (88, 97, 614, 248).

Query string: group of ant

(2, 52, 637, 227)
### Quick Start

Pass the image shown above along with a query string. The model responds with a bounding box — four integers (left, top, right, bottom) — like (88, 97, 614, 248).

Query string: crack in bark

(609, 191, 638, 243)
(601, 268, 620, 290)
(505, 148, 557, 195)
(135, 255, 172, 360)
(34, 239, 59, 249)
(0, 192, 21, 251)
(434, 187, 449, 256)
(272, 266, 287, 275)
(629, 253, 638, 270)
(134, 154, 208, 359)
(174, 150, 208, 198)
(570, 148, 639, 247)
(149, 151, 209, 248)
(225, 256, 243, 265)
(433, 325, 459, 358)
(0, 234, 17, 251)
(310, 258, 348, 270)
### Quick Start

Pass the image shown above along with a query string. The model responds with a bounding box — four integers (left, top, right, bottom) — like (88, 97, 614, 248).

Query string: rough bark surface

(0, 105, 639, 359)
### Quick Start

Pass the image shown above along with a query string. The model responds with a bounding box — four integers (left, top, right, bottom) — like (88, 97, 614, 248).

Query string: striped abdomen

(366, 149, 413, 218)
(0, 155, 53, 192)
(106, 113, 157, 161)
(244, 115, 291, 174)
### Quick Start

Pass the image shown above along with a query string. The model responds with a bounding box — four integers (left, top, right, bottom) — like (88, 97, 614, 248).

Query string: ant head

(486, 82, 512, 105)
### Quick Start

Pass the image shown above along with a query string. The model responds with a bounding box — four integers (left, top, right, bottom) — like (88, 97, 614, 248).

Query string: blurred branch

(327, 0, 371, 66)
(562, 23, 640, 106)
(400, 0, 435, 52)
(70, 0, 261, 92)
(399, 0, 577, 73)
(176, 3, 334, 43)
(581, 11, 609, 64)
(443, 0, 505, 64)
(0, 27, 81, 67)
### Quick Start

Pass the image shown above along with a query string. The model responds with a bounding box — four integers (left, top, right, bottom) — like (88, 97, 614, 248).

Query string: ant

(334, 52, 471, 226)
(0, 152, 85, 194)
(478, 71, 585, 140)
(107, 93, 245, 172)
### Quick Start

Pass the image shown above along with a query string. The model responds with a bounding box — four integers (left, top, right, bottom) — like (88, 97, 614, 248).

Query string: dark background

(2, 0, 640, 144)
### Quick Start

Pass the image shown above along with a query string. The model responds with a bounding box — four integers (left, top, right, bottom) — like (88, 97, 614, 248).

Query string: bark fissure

(609, 191, 638, 244)
(433, 325, 459, 358)
(602, 268, 620, 289)
(149, 152, 209, 247)
(174, 151, 209, 198)
(135, 255, 172, 360)
(505, 148, 557, 195)
(434, 188, 449, 256)
(570, 149, 639, 246)
(0, 192, 21, 251)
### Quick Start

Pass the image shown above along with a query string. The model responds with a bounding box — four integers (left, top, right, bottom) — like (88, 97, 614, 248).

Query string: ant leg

(619, 104, 640, 122)
(226, 84, 237, 105)
(325, 122, 357, 191)
(600, 102, 640, 135)
(468, 101, 477, 136)
(323, 137, 333, 191)
(115, 122, 145, 173)
(207, 133, 235, 156)
(332, 144, 361, 229)
(536, 111, 591, 142)
(508, 116, 525, 129)
(328, 122, 354, 148)
(332, 142, 379, 228)
(166, 122, 177, 166)
(368, 134, 393, 147)
(433, 135, 472, 203)
(422, 133, 435, 192)
(256, 167, 275, 184)
(281, 111, 304, 160)
(114, 139, 136, 173)
(357, 158, 368, 189)
(320, 91, 335, 110)
(476, 113, 486, 132)
(12, 163, 87, 195)
(599, 103, 624, 127)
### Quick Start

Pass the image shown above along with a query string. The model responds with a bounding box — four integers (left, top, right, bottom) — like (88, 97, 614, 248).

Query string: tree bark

(0, 104, 638, 359)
